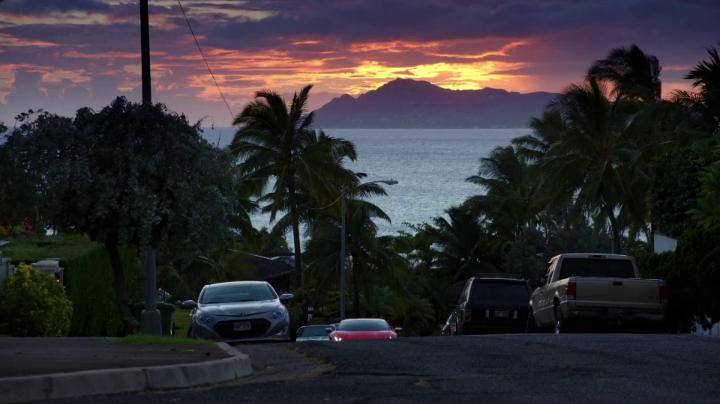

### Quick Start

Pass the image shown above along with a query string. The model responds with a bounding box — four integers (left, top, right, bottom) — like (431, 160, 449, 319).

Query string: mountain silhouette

(314, 78, 557, 128)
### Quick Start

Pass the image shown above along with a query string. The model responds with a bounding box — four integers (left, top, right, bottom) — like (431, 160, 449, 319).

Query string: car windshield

(470, 281, 530, 304)
(298, 326, 331, 337)
(559, 258, 636, 279)
(337, 319, 391, 331)
(200, 283, 277, 304)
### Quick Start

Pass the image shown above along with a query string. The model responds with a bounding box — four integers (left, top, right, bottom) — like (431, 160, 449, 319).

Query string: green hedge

(635, 227, 720, 331)
(64, 246, 140, 336)
(0, 234, 100, 262)
(1, 234, 140, 336)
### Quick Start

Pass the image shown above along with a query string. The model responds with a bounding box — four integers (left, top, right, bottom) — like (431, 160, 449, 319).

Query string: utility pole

(139, 0, 162, 335)
(140, 0, 151, 104)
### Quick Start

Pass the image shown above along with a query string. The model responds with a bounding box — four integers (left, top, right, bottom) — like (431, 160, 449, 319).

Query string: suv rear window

(469, 281, 530, 304)
(558, 258, 635, 279)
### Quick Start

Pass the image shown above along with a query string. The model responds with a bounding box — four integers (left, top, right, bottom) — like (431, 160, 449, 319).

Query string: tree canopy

(0, 98, 235, 333)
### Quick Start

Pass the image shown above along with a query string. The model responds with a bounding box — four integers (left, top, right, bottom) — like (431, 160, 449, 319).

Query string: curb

(0, 342, 252, 403)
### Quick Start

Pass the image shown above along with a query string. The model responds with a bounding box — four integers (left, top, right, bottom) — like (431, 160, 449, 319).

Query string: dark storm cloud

(206, 0, 719, 49)
(0, 0, 110, 14)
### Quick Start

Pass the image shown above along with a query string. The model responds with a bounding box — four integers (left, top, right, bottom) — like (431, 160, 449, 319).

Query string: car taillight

(565, 282, 576, 300)
(464, 309, 472, 323)
(659, 285, 669, 303)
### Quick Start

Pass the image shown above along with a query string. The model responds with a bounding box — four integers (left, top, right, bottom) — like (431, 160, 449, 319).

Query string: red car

(329, 318, 400, 342)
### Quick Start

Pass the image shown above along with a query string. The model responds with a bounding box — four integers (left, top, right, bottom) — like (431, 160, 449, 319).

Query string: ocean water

(204, 128, 528, 235)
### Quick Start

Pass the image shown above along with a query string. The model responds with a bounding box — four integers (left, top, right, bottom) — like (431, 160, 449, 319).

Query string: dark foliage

(650, 149, 704, 238)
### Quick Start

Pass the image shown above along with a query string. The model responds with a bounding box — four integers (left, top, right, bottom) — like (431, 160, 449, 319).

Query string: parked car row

(298, 319, 401, 342)
(182, 280, 402, 343)
(442, 253, 668, 335)
(182, 253, 668, 343)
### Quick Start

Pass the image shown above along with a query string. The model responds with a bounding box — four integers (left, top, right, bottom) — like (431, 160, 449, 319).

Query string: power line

(176, 0, 235, 121)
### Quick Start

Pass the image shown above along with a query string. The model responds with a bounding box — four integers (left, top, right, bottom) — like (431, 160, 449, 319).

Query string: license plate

(494, 310, 509, 318)
(233, 321, 251, 331)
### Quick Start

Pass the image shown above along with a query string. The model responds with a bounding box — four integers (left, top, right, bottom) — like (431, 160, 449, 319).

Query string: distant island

(314, 78, 558, 128)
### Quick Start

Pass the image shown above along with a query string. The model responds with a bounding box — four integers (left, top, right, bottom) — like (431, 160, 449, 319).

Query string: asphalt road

(52, 334, 720, 404)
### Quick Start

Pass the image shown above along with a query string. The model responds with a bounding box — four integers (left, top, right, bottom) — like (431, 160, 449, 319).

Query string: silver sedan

(187, 281, 294, 342)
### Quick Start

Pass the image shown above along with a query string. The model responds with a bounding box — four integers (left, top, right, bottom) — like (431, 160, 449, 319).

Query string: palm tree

(304, 178, 397, 317)
(686, 45, 720, 125)
(587, 44, 662, 102)
(512, 111, 564, 162)
(430, 205, 496, 282)
(231, 85, 357, 287)
(540, 79, 646, 253)
(229, 174, 263, 241)
(465, 145, 539, 240)
(692, 158, 720, 229)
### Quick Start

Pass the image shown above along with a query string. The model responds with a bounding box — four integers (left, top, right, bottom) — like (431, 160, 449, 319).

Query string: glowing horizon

(0, 0, 714, 125)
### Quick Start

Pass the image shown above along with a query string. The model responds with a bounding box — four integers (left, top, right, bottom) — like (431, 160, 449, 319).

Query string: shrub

(389, 292, 437, 336)
(672, 226, 720, 329)
(1, 235, 141, 336)
(0, 264, 73, 336)
(635, 227, 720, 331)
(634, 250, 675, 279)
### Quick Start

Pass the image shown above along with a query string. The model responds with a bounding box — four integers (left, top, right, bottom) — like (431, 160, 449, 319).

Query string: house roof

(246, 254, 294, 281)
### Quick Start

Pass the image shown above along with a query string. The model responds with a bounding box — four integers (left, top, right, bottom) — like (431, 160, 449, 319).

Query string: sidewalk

(0, 337, 252, 402)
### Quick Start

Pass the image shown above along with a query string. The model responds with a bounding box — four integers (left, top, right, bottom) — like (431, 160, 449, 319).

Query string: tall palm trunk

(288, 178, 303, 288)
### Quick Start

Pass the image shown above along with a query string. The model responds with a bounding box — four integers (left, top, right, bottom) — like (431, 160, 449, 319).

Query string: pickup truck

(530, 253, 667, 333)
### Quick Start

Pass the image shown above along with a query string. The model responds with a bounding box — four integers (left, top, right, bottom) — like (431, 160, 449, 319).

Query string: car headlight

(270, 310, 286, 320)
(197, 313, 215, 324)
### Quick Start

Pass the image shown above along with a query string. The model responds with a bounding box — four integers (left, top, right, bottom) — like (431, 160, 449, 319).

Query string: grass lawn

(173, 308, 193, 337)
(111, 334, 212, 346)
(0, 234, 101, 262)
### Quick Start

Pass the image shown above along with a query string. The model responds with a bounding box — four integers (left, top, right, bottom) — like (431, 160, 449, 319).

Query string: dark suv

(452, 275, 532, 334)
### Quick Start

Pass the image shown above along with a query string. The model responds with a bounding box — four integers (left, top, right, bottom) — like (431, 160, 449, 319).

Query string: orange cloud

(160, 36, 533, 108)
(292, 40, 323, 46)
(63, 50, 169, 60)
(41, 69, 91, 85)
(349, 40, 439, 54)
(427, 40, 531, 60)
(0, 33, 58, 48)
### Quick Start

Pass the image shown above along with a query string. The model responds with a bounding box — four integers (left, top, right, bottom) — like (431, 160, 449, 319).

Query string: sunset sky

(0, 0, 718, 126)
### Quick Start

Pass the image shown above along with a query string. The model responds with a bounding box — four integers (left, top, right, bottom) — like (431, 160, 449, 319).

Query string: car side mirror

(279, 293, 294, 304)
(325, 327, 334, 333)
(180, 299, 197, 310)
